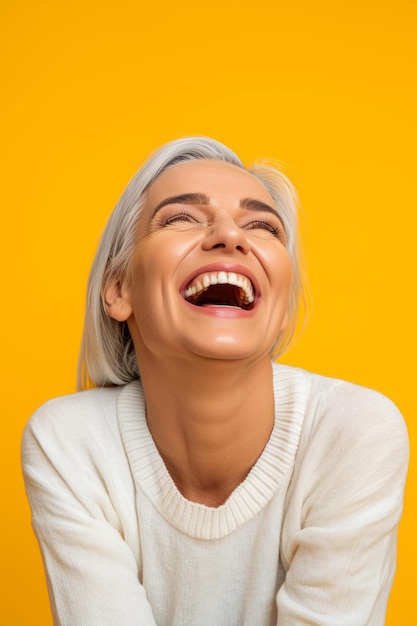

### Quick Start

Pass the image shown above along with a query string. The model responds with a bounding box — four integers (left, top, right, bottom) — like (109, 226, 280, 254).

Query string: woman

(22, 137, 409, 625)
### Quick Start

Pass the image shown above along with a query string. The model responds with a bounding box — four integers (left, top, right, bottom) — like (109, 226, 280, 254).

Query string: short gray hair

(78, 137, 306, 389)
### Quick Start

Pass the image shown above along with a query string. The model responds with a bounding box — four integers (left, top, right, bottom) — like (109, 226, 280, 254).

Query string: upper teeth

(185, 271, 255, 304)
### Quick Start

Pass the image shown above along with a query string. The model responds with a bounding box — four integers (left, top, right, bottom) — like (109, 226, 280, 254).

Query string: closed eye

(244, 220, 282, 237)
(161, 211, 199, 226)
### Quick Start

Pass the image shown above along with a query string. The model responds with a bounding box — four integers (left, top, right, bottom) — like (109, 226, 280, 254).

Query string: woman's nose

(201, 213, 251, 254)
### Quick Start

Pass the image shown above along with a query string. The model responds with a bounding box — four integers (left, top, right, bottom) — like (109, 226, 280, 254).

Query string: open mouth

(184, 271, 255, 311)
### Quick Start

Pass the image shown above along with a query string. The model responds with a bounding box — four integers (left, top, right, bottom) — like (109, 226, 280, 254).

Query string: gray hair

(78, 137, 306, 389)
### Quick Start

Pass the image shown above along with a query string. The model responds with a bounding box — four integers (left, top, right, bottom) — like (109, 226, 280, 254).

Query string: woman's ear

(103, 278, 133, 322)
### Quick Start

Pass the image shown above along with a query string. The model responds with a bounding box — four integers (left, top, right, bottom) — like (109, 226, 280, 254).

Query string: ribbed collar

(118, 363, 308, 540)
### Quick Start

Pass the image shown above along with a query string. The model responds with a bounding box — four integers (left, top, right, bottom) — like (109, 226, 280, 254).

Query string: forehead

(145, 159, 274, 207)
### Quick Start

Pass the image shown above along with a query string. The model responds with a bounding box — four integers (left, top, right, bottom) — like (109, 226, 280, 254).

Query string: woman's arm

(277, 385, 409, 626)
(22, 396, 157, 626)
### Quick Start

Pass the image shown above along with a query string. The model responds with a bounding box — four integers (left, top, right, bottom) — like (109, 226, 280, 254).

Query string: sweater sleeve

(21, 396, 157, 626)
(277, 383, 409, 626)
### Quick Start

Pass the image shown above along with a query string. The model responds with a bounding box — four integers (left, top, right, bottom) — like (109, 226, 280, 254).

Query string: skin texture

(105, 160, 292, 506)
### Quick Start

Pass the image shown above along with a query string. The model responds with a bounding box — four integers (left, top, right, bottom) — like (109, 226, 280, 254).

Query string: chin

(184, 335, 270, 362)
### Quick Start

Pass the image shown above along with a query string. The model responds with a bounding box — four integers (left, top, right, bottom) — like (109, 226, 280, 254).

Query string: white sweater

(21, 364, 409, 626)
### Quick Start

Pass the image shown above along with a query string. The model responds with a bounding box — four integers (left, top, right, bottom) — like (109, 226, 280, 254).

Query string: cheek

(128, 242, 184, 310)
(130, 243, 170, 286)
(262, 246, 293, 294)
(136, 234, 200, 271)
(282, 256, 293, 291)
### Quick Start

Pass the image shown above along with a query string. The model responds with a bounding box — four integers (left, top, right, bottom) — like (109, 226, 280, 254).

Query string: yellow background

(2, 0, 415, 623)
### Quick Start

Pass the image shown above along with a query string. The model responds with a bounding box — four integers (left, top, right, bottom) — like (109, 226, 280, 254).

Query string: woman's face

(115, 159, 292, 365)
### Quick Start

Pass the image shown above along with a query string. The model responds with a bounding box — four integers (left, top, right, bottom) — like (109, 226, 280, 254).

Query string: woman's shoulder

(272, 362, 408, 446)
(21, 383, 143, 544)
(22, 381, 142, 454)
(275, 364, 409, 533)
(26, 384, 121, 428)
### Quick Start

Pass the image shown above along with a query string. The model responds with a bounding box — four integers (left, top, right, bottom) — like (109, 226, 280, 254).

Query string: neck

(139, 355, 275, 507)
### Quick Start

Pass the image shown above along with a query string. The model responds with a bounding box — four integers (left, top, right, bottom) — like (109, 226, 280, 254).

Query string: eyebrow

(151, 193, 280, 219)
(152, 193, 209, 217)
(239, 197, 280, 218)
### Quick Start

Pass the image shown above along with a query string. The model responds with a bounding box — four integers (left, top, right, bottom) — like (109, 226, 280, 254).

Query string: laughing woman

(22, 137, 408, 626)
